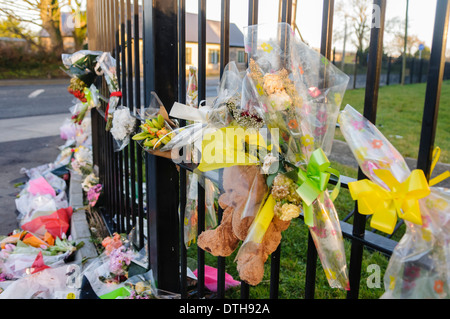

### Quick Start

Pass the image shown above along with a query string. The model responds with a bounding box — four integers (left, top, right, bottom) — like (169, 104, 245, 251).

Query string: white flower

(82, 173, 99, 192)
(111, 108, 136, 141)
(261, 153, 279, 174)
(74, 145, 93, 167)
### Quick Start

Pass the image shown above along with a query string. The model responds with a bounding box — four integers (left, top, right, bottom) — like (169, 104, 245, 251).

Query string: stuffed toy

(197, 165, 291, 286)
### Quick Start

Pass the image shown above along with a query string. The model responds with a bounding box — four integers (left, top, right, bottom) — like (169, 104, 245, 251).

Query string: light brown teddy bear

(197, 165, 291, 286)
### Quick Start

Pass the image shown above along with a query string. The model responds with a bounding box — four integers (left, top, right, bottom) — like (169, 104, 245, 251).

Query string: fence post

(347, 0, 386, 299)
(142, 0, 180, 294)
(417, 0, 450, 178)
(386, 56, 391, 85)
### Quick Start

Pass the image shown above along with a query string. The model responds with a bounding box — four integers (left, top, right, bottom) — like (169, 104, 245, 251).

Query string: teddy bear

(197, 164, 292, 286)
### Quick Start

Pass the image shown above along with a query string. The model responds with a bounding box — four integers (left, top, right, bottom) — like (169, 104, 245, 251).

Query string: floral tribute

(339, 104, 450, 299)
(158, 23, 350, 289)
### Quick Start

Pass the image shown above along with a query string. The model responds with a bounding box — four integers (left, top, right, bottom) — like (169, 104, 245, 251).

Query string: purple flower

(109, 246, 134, 276)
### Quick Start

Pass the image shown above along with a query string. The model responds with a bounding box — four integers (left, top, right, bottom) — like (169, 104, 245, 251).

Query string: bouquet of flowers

(82, 173, 102, 207)
(62, 50, 102, 102)
(68, 145, 93, 178)
(110, 106, 136, 151)
(132, 92, 178, 157)
(95, 52, 121, 131)
(230, 22, 350, 288)
(99, 233, 135, 284)
(339, 104, 450, 298)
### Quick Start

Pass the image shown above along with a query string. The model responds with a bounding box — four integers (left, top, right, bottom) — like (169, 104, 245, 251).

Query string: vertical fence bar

(305, 0, 334, 300)
(197, 0, 207, 298)
(347, 0, 386, 299)
(417, 0, 450, 179)
(142, 0, 180, 294)
(216, 0, 230, 299)
(126, 0, 136, 235)
(177, 0, 188, 299)
(239, 0, 259, 299)
(386, 56, 391, 85)
(134, 0, 145, 250)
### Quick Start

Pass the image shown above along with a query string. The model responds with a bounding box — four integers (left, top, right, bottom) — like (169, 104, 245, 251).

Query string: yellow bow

(197, 125, 268, 172)
(429, 147, 450, 186)
(348, 169, 430, 234)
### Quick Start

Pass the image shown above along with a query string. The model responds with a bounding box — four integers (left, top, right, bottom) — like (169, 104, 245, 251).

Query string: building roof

(185, 12, 244, 47)
(39, 10, 244, 48)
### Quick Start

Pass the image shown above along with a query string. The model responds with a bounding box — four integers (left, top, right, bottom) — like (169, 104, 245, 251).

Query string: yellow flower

(421, 228, 432, 242)
(324, 268, 336, 281)
(334, 93, 342, 105)
(261, 42, 273, 53)
(301, 134, 314, 147)
(278, 203, 301, 221)
(355, 146, 368, 162)
(256, 83, 265, 96)
(388, 276, 396, 290)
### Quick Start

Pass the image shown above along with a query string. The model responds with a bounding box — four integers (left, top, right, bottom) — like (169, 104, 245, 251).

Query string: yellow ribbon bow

(348, 169, 431, 234)
(429, 147, 450, 186)
(197, 125, 268, 172)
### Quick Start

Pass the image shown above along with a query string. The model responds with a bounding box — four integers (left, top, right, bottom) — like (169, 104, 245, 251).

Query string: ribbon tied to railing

(105, 91, 122, 121)
(348, 169, 430, 234)
(348, 146, 450, 234)
(285, 148, 341, 227)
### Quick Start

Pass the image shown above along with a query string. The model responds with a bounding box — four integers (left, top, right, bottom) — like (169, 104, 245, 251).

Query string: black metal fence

(86, 0, 449, 299)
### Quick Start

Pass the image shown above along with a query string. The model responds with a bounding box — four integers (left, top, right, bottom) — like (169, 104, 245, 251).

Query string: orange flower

(102, 233, 123, 255)
(288, 119, 298, 129)
(371, 139, 383, 149)
(434, 279, 444, 294)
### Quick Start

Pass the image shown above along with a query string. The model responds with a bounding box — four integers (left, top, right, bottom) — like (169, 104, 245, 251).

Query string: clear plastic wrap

(244, 22, 348, 165)
(233, 22, 349, 288)
(110, 106, 136, 151)
(339, 104, 450, 298)
(62, 50, 102, 103)
(95, 52, 121, 131)
(132, 92, 178, 157)
(0, 264, 79, 299)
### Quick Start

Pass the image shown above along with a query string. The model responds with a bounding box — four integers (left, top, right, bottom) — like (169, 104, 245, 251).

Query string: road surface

(0, 76, 220, 235)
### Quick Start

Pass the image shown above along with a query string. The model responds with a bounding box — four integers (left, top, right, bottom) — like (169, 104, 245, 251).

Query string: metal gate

(85, 0, 449, 299)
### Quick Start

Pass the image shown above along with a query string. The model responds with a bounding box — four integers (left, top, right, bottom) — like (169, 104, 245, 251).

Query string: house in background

(185, 13, 246, 75)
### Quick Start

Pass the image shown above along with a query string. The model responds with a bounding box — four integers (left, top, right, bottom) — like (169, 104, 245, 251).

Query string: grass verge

(338, 80, 450, 163)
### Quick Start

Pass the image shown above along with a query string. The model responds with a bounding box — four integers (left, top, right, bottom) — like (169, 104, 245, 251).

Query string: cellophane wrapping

(240, 22, 350, 289)
(339, 104, 450, 298)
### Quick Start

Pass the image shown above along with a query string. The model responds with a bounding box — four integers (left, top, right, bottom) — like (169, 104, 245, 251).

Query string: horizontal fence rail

(86, 0, 448, 299)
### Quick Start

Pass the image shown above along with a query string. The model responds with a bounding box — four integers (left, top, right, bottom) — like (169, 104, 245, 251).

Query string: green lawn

(338, 80, 450, 163)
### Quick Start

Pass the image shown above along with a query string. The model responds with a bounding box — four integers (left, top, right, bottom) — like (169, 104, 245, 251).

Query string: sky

(185, 0, 445, 54)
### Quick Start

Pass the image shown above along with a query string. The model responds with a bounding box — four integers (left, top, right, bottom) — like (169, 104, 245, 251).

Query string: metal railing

(86, 0, 449, 299)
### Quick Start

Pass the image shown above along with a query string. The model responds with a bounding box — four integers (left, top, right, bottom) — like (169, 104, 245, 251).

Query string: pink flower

(314, 126, 327, 136)
(317, 110, 328, 123)
(351, 119, 364, 131)
(109, 246, 134, 276)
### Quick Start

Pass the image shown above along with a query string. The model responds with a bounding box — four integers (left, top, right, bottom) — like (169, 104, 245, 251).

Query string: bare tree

(385, 16, 421, 57)
(0, 0, 86, 54)
(333, 0, 372, 68)
(0, 0, 64, 54)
